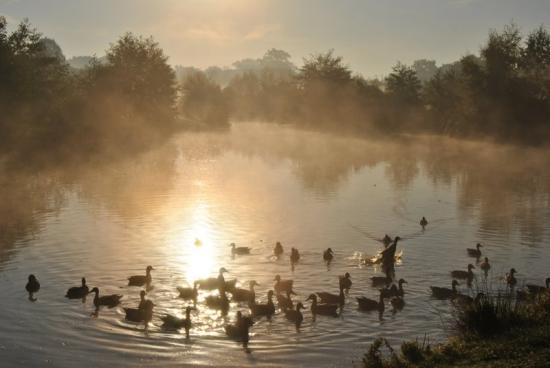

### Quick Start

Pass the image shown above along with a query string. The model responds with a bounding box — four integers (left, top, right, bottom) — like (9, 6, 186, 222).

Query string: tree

(385, 63, 421, 105)
(181, 71, 228, 127)
(412, 59, 438, 83)
(298, 50, 352, 88)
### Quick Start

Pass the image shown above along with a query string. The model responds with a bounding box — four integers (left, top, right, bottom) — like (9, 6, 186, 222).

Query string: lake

(1, 122, 549, 367)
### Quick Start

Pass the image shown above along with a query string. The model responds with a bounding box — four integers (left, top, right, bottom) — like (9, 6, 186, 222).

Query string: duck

(420, 217, 428, 228)
(526, 278, 550, 294)
(480, 257, 491, 273)
(276, 290, 294, 311)
(274, 275, 295, 295)
(316, 285, 345, 306)
(450, 264, 475, 280)
(430, 280, 460, 299)
(357, 291, 384, 313)
(339, 273, 352, 292)
(274, 241, 284, 258)
(90, 287, 123, 308)
(124, 291, 154, 323)
(230, 243, 251, 256)
(231, 280, 259, 303)
(284, 302, 305, 330)
(467, 243, 483, 257)
(506, 268, 518, 287)
(290, 247, 300, 264)
(306, 294, 338, 317)
(380, 236, 401, 267)
(197, 268, 229, 290)
(128, 266, 154, 287)
(26, 274, 40, 300)
(250, 290, 275, 318)
(161, 306, 193, 338)
(381, 279, 407, 298)
(177, 281, 198, 302)
(65, 277, 89, 299)
(382, 234, 393, 247)
(323, 248, 334, 263)
(205, 287, 230, 314)
(390, 296, 405, 310)
(225, 311, 254, 348)
(370, 275, 392, 287)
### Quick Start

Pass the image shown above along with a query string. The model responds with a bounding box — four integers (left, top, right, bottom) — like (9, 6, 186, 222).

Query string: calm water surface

(1, 123, 550, 367)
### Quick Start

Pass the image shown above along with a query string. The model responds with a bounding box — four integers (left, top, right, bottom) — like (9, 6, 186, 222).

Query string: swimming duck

(284, 302, 305, 330)
(450, 264, 475, 280)
(357, 291, 384, 313)
(430, 280, 459, 300)
(230, 243, 251, 256)
(90, 287, 123, 308)
(306, 294, 338, 317)
(205, 287, 230, 314)
(339, 273, 352, 292)
(197, 268, 230, 290)
(371, 275, 393, 287)
(128, 266, 154, 287)
(467, 243, 483, 258)
(506, 268, 518, 287)
(526, 278, 550, 294)
(250, 290, 275, 319)
(381, 279, 407, 298)
(161, 306, 193, 338)
(316, 285, 345, 306)
(480, 257, 491, 274)
(231, 280, 259, 303)
(274, 275, 295, 295)
(26, 274, 40, 300)
(274, 242, 284, 258)
(323, 248, 334, 263)
(390, 296, 405, 310)
(290, 248, 300, 264)
(124, 291, 154, 323)
(65, 277, 89, 299)
(420, 217, 428, 228)
(225, 311, 254, 348)
(177, 281, 198, 302)
(276, 290, 294, 311)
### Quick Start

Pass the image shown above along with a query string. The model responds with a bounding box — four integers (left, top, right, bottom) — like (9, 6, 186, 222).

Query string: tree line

(2, 17, 549, 164)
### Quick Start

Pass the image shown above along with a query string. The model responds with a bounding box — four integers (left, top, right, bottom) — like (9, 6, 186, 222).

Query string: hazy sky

(1, 0, 549, 76)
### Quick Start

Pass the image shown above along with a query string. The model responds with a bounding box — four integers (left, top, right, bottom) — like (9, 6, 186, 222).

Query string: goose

(323, 248, 334, 263)
(128, 266, 154, 287)
(205, 287, 230, 314)
(357, 292, 384, 313)
(430, 280, 460, 299)
(420, 217, 428, 228)
(230, 243, 251, 256)
(380, 237, 401, 267)
(316, 285, 345, 306)
(450, 264, 475, 280)
(65, 277, 89, 299)
(306, 294, 338, 317)
(274, 275, 295, 295)
(467, 243, 483, 257)
(231, 280, 259, 303)
(480, 257, 491, 273)
(276, 290, 294, 311)
(284, 302, 305, 330)
(390, 296, 405, 310)
(250, 290, 275, 318)
(161, 306, 193, 338)
(177, 281, 198, 301)
(339, 273, 352, 292)
(381, 279, 407, 298)
(26, 275, 40, 300)
(526, 278, 550, 294)
(197, 268, 229, 290)
(225, 311, 254, 348)
(382, 234, 393, 247)
(371, 275, 392, 287)
(290, 247, 300, 264)
(274, 242, 284, 258)
(506, 268, 517, 287)
(90, 287, 123, 308)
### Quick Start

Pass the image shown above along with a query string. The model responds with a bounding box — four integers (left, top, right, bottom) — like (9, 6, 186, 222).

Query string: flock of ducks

(23, 217, 550, 353)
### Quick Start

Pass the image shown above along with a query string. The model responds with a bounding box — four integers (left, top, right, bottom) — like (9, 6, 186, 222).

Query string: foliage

(180, 71, 229, 127)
